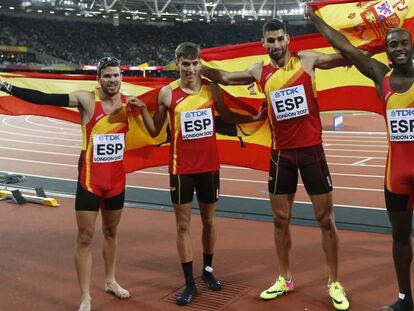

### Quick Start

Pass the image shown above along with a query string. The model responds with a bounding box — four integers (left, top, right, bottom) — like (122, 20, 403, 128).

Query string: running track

(0, 113, 388, 210)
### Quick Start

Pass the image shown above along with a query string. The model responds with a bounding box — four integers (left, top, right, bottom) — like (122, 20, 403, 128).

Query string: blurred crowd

(0, 14, 316, 66)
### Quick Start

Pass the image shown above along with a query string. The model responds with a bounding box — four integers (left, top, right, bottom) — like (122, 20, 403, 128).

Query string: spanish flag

(0, 72, 269, 171)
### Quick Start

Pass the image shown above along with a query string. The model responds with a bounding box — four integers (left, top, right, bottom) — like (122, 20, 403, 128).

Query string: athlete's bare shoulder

(248, 62, 264, 81)
(158, 84, 172, 108)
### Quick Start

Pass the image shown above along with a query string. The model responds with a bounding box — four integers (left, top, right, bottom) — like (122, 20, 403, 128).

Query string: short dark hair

(97, 57, 120, 76)
(386, 28, 412, 43)
(262, 18, 287, 37)
(175, 42, 200, 61)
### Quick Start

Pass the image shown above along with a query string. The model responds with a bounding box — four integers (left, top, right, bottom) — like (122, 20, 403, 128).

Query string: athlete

(308, 7, 414, 311)
(201, 18, 350, 310)
(129, 42, 262, 306)
(0, 57, 132, 311)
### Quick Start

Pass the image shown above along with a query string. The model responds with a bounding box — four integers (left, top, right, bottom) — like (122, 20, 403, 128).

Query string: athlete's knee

(316, 212, 335, 231)
(102, 225, 118, 240)
(176, 220, 191, 234)
(273, 213, 290, 230)
(77, 228, 94, 247)
(201, 216, 215, 229)
(392, 226, 412, 243)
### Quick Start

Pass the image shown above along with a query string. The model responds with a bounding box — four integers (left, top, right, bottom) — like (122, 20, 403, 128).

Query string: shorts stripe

(178, 174, 181, 205)
(271, 150, 281, 195)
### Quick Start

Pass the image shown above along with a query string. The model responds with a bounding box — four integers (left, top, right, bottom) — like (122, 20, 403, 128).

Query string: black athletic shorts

(384, 187, 413, 212)
(170, 171, 220, 204)
(268, 144, 333, 195)
(75, 183, 125, 211)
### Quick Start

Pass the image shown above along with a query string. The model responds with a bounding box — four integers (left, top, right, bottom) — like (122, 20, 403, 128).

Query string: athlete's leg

(75, 211, 99, 311)
(390, 210, 413, 296)
(174, 202, 194, 263)
(174, 202, 198, 305)
(270, 193, 295, 279)
(300, 145, 338, 283)
(75, 184, 101, 311)
(101, 199, 130, 299)
(171, 174, 197, 305)
(199, 201, 217, 255)
(309, 192, 338, 283)
(378, 190, 413, 311)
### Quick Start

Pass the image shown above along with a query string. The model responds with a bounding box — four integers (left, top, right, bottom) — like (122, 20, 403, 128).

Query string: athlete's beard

(269, 48, 287, 63)
(101, 84, 121, 97)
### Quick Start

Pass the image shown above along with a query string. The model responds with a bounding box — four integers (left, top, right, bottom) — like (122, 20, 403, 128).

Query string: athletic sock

(181, 261, 195, 287)
(203, 253, 213, 269)
(201, 254, 222, 291)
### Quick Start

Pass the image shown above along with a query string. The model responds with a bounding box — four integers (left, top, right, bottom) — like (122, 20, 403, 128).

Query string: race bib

(387, 108, 414, 142)
(93, 133, 125, 163)
(180, 108, 214, 140)
(269, 84, 309, 121)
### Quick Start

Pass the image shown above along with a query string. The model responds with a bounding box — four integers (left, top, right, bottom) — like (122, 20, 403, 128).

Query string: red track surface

(1, 112, 413, 311)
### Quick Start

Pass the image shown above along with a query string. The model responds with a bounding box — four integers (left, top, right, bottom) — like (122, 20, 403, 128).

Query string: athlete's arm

(306, 6, 389, 84)
(0, 78, 83, 107)
(211, 83, 264, 123)
(128, 96, 164, 137)
(129, 87, 168, 137)
(201, 64, 260, 85)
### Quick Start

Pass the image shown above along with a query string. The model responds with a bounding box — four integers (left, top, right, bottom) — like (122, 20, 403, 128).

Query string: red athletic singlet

(259, 53, 322, 150)
(168, 79, 220, 175)
(78, 90, 129, 197)
(382, 70, 414, 194)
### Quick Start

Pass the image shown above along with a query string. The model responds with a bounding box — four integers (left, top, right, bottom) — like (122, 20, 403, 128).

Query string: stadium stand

(0, 14, 317, 66)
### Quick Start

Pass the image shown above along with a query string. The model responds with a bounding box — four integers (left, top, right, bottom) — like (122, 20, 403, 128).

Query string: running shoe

(328, 281, 350, 310)
(259, 275, 294, 300)
(176, 286, 198, 306)
(202, 266, 222, 291)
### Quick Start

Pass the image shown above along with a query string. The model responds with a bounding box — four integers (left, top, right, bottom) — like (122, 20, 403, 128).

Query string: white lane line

(329, 162, 384, 168)
(324, 143, 386, 147)
(333, 172, 383, 178)
(327, 155, 385, 160)
(2, 116, 80, 136)
(352, 157, 374, 166)
(0, 130, 80, 142)
(0, 137, 81, 148)
(0, 157, 77, 167)
(324, 148, 387, 154)
(0, 171, 385, 209)
(25, 116, 80, 132)
(324, 139, 386, 143)
(323, 130, 386, 135)
(46, 117, 78, 127)
(0, 146, 78, 156)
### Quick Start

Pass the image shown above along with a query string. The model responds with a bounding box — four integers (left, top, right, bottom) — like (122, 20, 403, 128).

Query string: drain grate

(163, 277, 252, 310)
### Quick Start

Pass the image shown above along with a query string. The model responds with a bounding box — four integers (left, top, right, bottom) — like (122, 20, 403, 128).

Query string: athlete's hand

(304, 3, 317, 20)
(127, 97, 147, 109)
(0, 78, 12, 94)
(252, 102, 267, 121)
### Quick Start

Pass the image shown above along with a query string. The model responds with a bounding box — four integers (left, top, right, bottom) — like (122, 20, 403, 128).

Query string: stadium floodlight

(21, 1, 31, 7)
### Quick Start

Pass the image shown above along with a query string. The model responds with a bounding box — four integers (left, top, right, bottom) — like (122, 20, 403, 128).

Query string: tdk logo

(274, 87, 299, 98)
(98, 134, 122, 142)
(393, 110, 414, 117)
(185, 110, 208, 118)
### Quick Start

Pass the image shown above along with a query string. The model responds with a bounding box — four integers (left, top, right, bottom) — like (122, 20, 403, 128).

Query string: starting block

(0, 188, 59, 207)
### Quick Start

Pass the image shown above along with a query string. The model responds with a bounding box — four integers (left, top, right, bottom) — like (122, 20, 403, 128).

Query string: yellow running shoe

(328, 281, 350, 310)
(259, 275, 294, 300)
